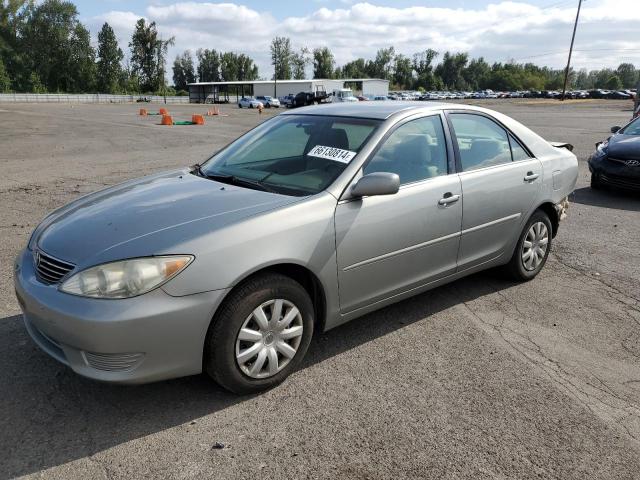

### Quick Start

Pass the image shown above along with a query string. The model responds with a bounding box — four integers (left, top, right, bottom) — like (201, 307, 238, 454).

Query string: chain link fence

(0, 93, 189, 104)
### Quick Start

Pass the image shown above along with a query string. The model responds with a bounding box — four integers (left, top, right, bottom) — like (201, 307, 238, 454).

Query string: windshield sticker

(308, 145, 357, 164)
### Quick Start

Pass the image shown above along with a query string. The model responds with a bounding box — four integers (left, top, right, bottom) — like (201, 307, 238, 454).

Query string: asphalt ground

(0, 99, 639, 479)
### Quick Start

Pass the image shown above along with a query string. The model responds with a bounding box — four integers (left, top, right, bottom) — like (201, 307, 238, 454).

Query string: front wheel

(505, 210, 552, 281)
(238, 103, 242, 108)
(205, 273, 314, 394)
(590, 172, 601, 190)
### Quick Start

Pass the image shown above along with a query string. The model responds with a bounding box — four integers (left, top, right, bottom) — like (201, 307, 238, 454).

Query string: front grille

(83, 351, 145, 372)
(600, 174, 640, 190)
(34, 250, 75, 284)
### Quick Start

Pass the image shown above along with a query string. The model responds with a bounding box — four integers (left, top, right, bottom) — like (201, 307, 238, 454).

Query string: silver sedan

(14, 102, 578, 393)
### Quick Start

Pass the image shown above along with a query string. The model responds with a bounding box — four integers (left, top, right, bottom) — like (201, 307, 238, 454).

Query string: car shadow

(1, 270, 512, 478)
(571, 186, 640, 212)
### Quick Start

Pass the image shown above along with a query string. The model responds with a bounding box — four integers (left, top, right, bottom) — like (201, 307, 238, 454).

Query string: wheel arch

(206, 262, 328, 346)
(535, 201, 560, 238)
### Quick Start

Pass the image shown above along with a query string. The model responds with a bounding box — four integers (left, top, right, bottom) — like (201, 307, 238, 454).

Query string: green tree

(196, 48, 220, 82)
(235, 53, 258, 80)
(338, 58, 367, 78)
(367, 47, 395, 79)
(129, 18, 174, 92)
(0, 56, 10, 91)
(313, 47, 334, 79)
(291, 47, 309, 80)
(412, 49, 439, 89)
(616, 63, 637, 88)
(96, 22, 123, 93)
(435, 52, 468, 89)
(393, 54, 412, 89)
(270, 36, 292, 80)
(0, 0, 29, 90)
(605, 74, 622, 90)
(172, 50, 195, 90)
(21, 0, 95, 92)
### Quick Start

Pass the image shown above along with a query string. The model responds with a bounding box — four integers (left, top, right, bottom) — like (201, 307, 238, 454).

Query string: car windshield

(621, 117, 640, 135)
(201, 115, 381, 196)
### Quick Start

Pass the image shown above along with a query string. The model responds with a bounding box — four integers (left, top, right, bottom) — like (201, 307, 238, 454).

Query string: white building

(187, 78, 389, 103)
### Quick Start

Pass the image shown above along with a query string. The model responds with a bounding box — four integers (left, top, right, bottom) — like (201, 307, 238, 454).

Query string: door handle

(524, 172, 539, 182)
(438, 193, 460, 205)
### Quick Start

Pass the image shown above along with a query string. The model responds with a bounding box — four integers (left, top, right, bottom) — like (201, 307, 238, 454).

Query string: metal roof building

(187, 78, 389, 104)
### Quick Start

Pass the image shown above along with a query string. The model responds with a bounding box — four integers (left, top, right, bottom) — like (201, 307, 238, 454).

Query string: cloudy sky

(79, 0, 639, 78)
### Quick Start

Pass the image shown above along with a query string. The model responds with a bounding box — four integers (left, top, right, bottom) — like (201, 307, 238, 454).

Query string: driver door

(334, 114, 463, 314)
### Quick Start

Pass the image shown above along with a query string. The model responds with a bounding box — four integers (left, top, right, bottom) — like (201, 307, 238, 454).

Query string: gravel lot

(1, 99, 639, 479)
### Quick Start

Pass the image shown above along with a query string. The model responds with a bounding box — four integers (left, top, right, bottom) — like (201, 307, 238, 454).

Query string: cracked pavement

(0, 100, 639, 479)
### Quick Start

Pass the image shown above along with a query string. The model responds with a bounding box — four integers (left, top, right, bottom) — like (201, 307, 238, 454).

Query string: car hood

(607, 134, 640, 160)
(34, 169, 298, 266)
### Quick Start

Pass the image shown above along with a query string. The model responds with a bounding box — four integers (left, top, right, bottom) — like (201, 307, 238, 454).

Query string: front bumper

(589, 156, 640, 191)
(14, 248, 229, 384)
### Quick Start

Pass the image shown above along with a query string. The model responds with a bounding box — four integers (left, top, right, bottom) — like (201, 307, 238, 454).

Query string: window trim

(444, 110, 534, 174)
(359, 112, 453, 187)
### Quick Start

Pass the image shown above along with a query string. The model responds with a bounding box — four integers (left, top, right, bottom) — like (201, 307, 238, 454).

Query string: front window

(201, 115, 381, 196)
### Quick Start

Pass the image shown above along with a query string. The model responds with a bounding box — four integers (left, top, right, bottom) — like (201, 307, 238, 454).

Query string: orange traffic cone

(159, 107, 169, 115)
(161, 114, 173, 126)
(192, 114, 205, 125)
(139, 108, 147, 116)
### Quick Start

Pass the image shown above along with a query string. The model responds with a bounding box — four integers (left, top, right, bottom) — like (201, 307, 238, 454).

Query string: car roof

(281, 101, 460, 120)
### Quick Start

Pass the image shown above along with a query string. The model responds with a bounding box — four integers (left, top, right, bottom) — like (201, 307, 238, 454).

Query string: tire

(249, 104, 254, 109)
(204, 273, 314, 394)
(590, 172, 601, 190)
(265, 103, 271, 109)
(505, 210, 552, 281)
(238, 104, 242, 108)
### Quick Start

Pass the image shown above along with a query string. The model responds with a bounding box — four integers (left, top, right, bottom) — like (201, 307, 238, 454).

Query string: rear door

(446, 112, 542, 270)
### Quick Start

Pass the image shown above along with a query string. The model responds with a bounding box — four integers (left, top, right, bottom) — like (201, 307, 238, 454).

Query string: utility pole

(273, 53, 278, 98)
(561, 0, 583, 101)
(635, 78, 640, 118)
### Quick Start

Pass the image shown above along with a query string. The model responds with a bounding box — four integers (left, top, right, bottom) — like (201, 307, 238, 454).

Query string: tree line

(1, 1, 638, 95)
(267, 38, 639, 92)
(0, 0, 260, 94)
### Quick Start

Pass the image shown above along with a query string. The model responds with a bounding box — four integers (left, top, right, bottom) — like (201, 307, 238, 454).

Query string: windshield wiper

(198, 170, 279, 194)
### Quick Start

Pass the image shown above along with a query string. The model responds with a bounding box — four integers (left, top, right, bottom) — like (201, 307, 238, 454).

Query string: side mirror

(611, 126, 621, 133)
(351, 172, 400, 198)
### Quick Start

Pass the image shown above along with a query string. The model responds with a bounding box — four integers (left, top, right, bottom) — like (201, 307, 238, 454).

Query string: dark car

(589, 117, 640, 191)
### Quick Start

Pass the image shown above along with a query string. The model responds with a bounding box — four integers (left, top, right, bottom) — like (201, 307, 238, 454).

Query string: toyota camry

(14, 102, 578, 394)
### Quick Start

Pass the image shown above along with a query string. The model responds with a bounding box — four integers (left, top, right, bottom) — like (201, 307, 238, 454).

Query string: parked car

(280, 94, 295, 108)
(356, 95, 369, 101)
(589, 117, 640, 190)
(238, 97, 263, 108)
(256, 96, 280, 108)
(15, 102, 577, 394)
(373, 95, 388, 101)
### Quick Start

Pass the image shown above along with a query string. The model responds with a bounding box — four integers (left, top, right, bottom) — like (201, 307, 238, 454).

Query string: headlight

(60, 256, 193, 299)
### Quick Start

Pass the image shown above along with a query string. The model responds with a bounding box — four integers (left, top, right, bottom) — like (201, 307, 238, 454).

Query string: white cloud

(88, 0, 640, 80)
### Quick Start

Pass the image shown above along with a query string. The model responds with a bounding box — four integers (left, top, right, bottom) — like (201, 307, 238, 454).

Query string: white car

(256, 96, 280, 108)
(238, 97, 263, 109)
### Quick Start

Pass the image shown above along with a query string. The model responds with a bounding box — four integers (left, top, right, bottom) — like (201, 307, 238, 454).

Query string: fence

(0, 93, 190, 104)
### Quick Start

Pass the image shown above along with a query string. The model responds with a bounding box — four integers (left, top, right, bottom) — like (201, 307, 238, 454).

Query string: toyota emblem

(625, 159, 640, 167)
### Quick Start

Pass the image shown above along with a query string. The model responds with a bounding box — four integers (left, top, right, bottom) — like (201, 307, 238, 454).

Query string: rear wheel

(505, 210, 552, 281)
(238, 103, 242, 108)
(205, 273, 314, 394)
